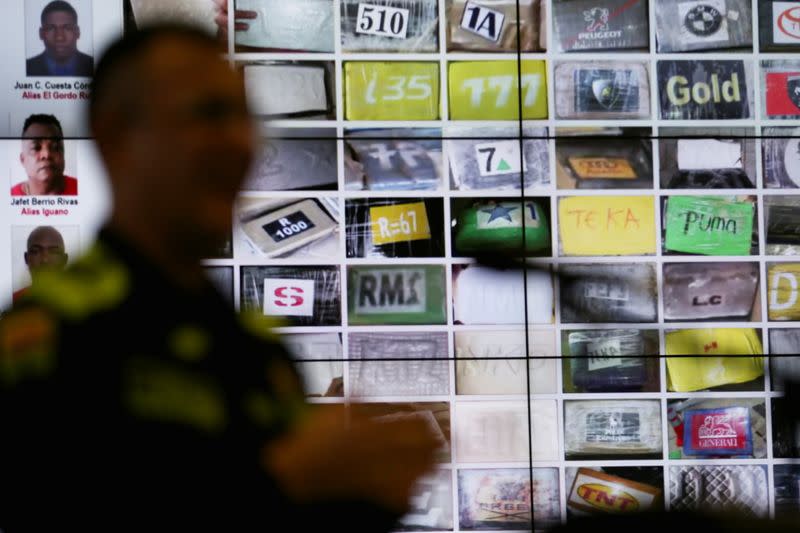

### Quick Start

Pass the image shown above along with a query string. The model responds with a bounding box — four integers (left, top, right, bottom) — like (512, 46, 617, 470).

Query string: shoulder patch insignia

(169, 325, 210, 363)
(0, 308, 58, 385)
(239, 310, 286, 343)
(28, 243, 131, 321)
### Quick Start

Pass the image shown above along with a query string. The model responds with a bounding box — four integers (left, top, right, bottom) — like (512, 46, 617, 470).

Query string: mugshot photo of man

(11, 114, 77, 196)
(26, 0, 94, 77)
(12, 226, 69, 304)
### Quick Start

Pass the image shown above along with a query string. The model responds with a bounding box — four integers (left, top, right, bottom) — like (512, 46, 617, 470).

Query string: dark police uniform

(0, 228, 396, 531)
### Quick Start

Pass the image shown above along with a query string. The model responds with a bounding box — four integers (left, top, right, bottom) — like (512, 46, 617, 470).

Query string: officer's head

(24, 226, 68, 276)
(20, 114, 66, 190)
(39, 1, 81, 63)
(90, 25, 253, 259)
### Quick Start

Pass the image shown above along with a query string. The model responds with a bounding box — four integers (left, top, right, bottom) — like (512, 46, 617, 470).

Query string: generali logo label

(683, 407, 752, 455)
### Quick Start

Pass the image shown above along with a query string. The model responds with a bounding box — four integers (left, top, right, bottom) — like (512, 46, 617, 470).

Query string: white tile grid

(214, 0, 800, 530)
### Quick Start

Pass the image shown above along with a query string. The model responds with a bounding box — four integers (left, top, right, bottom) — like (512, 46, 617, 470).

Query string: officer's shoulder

(23, 242, 132, 322)
(0, 305, 59, 386)
(238, 310, 286, 347)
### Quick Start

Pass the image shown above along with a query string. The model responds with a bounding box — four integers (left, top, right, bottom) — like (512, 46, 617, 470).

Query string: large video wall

(2, 0, 800, 530)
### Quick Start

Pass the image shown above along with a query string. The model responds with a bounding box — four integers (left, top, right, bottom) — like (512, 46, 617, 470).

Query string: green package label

(348, 265, 446, 325)
(454, 201, 550, 255)
(664, 196, 754, 256)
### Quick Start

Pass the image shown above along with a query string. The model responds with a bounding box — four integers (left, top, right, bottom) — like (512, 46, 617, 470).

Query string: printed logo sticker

(683, 407, 752, 456)
(774, 2, 800, 44)
(681, 2, 726, 41)
(765, 72, 800, 116)
(584, 7, 611, 31)
(263, 278, 315, 317)
(576, 69, 639, 113)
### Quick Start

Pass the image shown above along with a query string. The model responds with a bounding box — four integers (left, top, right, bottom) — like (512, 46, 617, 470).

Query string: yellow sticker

(558, 196, 656, 256)
(568, 157, 637, 179)
(664, 328, 764, 392)
(345, 62, 439, 120)
(448, 60, 548, 120)
(370, 202, 431, 245)
(768, 263, 800, 321)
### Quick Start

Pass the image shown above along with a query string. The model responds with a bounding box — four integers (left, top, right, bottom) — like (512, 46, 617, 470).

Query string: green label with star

(455, 201, 550, 255)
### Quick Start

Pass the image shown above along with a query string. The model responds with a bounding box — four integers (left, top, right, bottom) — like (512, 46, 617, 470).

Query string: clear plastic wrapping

(341, 0, 440, 52)
(665, 328, 764, 392)
(566, 467, 663, 515)
(283, 333, 343, 397)
(761, 60, 800, 120)
(347, 265, 447, 325)
(552, 0, 649, 52)
(458, 468, 560, 530)
(663, 195, 757, 256)
(236, 197, 340, 259)
(559, 263, 658, 323)
(657, 60, 753, 120)
(243, 61, 335, 119)
(659, 128, 756, 189)
(556, 128, 653, 189)
(564, 400, 663, 457)
(450, 197, 551, 257)
(129, 0, 217, 33)
(663, 262, 759, 321)
(234, 0, 334, 51)
(759, 1, 800, 52)
(446, 0, 545, 52)
(564, 329, 656, 392)
(240, 265, 341, 326)
(345, 198, 444, 257)
(244, 128, 338, 191)
(763, 127, 800, 188)
(446, 126, 549, 190)
(654, 0, 752, 52)
(345, 129, 442, 191)
(453, 265, 553, 325)
(555, 61, 650, 119)
(348, 332, 449, 396)
(669, 465, 769, 517)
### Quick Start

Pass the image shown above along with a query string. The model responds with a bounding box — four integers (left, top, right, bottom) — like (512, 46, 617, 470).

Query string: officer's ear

(59, 253, 68, 267)
(39, 26, 45, 42)
(75, 25, 80, 42)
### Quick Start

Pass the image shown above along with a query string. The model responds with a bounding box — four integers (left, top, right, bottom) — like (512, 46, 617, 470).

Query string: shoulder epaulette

(238, 310, 286, 343)
(27, 243, 131, 321)
(0, 308, 58, 386)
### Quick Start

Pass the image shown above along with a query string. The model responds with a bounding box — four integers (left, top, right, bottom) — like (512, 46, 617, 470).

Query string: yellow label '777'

(449, 60, 548, 120)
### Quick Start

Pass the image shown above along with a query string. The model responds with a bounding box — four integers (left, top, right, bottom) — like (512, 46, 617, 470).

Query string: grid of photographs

(2, 0, 800, 530)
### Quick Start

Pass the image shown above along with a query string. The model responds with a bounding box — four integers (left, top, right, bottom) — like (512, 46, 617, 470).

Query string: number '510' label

(345, 62, 440, 120)
(449, 60, 548, 120)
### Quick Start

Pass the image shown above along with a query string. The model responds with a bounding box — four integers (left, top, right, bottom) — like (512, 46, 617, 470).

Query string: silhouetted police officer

(1, 25, 437, 531)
